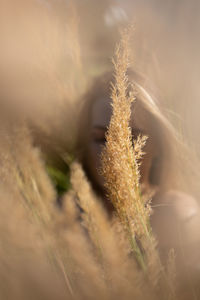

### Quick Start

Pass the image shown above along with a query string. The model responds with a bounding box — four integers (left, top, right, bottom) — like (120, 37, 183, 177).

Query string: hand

(151, 190, 200, 277)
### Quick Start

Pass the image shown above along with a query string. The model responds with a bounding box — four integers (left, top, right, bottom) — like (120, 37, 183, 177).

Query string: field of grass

(0, 1, 200, 300)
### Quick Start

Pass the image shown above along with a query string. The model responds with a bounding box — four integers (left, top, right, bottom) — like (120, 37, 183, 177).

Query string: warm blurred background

(0, 0, 200, 153)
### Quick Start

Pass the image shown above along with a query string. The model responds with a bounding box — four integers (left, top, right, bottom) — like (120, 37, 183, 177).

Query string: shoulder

(154, 190, 200, 221)
(151, 190, 200, 274)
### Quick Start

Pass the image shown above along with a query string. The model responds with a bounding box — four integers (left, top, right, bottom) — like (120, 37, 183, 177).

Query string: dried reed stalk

(101, 27, 176, 299)
(70, 161, 147, 299)
(101, 27, 151, 266)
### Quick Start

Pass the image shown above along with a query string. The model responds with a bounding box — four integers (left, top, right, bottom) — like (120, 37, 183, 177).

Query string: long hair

(77, 69, 200, 199)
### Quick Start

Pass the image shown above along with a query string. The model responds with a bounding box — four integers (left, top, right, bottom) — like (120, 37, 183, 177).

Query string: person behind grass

(78, 70, 200, 278)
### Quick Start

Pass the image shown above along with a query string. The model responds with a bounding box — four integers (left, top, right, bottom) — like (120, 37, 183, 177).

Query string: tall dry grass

(101, 27, 177, 298)
(0, 36, 172, 300)
(0, 2, 199, 299)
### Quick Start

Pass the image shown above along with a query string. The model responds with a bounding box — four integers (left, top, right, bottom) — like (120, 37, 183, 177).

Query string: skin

(83, 92, 200, 276)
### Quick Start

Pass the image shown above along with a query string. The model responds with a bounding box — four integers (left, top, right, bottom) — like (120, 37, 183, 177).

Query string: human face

(86, 96, 159, 193)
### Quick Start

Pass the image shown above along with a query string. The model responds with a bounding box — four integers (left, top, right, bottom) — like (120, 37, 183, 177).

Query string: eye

(131, 128, 141, 141)
(91, 127, 107, 144)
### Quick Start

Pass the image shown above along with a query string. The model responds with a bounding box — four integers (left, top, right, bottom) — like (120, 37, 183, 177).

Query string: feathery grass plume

(101, 26, 151, 265)
(7, 123, 96, 296)
(55, 189, 109, 300)
(0, 186, 70, 300)
(100, 27, 176, 297)
(0, 119, 77, 292)
(70, 161, 111, 259)
(9, 123, 56, 225)
(70, 161, 147, 299)
(0, 119, 104, 299)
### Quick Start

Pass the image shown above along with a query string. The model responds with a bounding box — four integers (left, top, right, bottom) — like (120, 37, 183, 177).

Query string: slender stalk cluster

(101, 28, 151, 250)
(100, 28, 179, 299)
